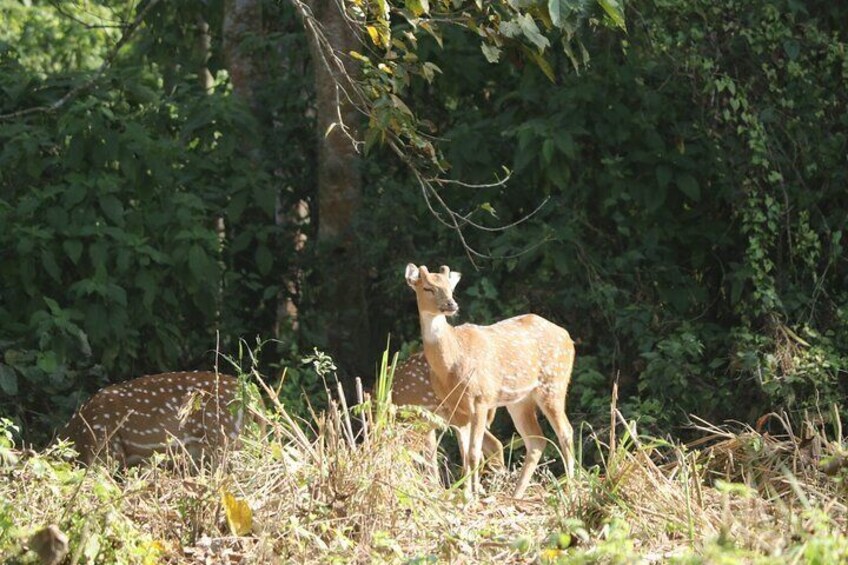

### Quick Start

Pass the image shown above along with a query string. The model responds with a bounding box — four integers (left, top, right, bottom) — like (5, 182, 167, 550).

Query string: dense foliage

(0, 0, 845, 444)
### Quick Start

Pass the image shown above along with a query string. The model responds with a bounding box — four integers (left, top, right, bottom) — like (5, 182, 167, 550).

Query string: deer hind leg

(507, 398, 547, 498)
(538, 393, 575, 479)
(454, 423, 473, 495)
(482, 429, 504, 469)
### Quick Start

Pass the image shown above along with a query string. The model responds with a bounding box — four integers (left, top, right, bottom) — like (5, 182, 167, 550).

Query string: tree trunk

(306, 0, 370, 378)
(223, 0, 263, 113)
(196, 15, 215, 92)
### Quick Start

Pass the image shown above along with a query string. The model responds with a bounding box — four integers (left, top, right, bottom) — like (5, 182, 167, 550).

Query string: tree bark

(306, 0, 370, 378)
(223, 0, 262, 113)
(196, 15, 215, 92)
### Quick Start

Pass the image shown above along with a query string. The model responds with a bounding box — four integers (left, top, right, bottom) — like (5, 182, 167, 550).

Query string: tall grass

(0, 355, 845, 563)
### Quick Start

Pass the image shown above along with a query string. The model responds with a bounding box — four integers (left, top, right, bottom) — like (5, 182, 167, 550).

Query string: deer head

(404, 263, 462, 316)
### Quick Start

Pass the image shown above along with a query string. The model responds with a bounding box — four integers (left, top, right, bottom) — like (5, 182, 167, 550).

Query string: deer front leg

(468, 401, 489, 495)
(424, 427, 439, 479)
(454, 423, 473, 496)
(482, 430, 505, 469)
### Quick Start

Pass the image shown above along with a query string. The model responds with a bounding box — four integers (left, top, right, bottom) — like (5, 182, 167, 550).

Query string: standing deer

(392, 352, 504, 475)
(405, 263, 576, 497)
(59, 371, 243, 466)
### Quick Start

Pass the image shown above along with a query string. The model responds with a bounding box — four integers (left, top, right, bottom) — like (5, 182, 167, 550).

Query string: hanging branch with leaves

(290, 0, 625, 263)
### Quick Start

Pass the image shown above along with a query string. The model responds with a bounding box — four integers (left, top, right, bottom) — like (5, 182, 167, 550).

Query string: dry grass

(0, 378, 846, 564)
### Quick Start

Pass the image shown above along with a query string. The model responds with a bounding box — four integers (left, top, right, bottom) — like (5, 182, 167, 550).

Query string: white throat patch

(421, 314, 450, 343)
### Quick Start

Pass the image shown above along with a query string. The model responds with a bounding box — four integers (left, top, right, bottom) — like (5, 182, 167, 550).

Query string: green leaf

(597, 0, 626, 30)
(89, 242, 108, 273)
(63, 240, 83, 265)
(0, 365, 17, 396)
(523, 46, 556, 83)
(406, 0, 429, 16)
(41, 249, 61, 282)
(255, 244, 273, 276)
(548, 0, 573, 28)
(542, 139, 555, 163)
(36, 351, 58, 374)
(480, 202, 498, 217)
(481, 43, 501, 64)
(517, 14, 550, 52)
(421, 62, 442, 83)
(656, 165, 672, 188)
(64, 183, 87, 208)
(364, 127, 383, 155)
(676, 173, 700, 201)
(99, 194, 124, 225)
(188, 245, 209, 280)
(783, 39, 800, 61)
(419, 21, 442, 48)
(43, 297, 62, 315)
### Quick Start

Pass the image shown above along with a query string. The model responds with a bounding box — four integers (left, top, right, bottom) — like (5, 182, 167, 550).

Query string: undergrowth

(0, 356, 846, 564)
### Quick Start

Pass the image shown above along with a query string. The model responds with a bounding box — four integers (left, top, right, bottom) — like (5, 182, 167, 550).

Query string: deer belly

(496, 381, 539, 405)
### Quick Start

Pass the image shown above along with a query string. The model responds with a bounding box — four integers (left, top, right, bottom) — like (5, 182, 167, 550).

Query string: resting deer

(392, 352, 504, 475)
(59, 371, 243, 466)
(405, 263, 576, 497)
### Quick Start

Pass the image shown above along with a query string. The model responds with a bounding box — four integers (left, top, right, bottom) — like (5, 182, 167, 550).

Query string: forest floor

(1, 387, 847, 564)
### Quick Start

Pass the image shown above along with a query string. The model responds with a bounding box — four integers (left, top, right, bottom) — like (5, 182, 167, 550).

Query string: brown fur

(59, 371, 242, 466)
(406, 263, 576, 497)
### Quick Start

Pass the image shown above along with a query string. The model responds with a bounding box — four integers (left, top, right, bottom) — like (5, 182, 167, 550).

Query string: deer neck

(419, 312, 460, 378)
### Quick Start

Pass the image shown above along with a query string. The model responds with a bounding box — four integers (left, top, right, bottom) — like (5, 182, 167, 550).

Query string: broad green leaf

(99, 194, 124, 225)
(548, 0, 574, 28)
(0, 365, 17, 396)
(89, 242, 108, 273)
(364, 126, 383, 155)
(481, 43, 501, 63)
(390, 94, 413, 116)
(406, 0, 429, 16)
(597, 0, 626, 30)
(523, 46, 556, 82)
(421, 62, 442, 83)
(676, 173, 700, 201)
(542, 139, 555, 163)
(419, 21, 442, 48)
(656, 165, 672, 188)
(64, 183, 87, 208)
(517, 14, 550, 52)
(188, 245, 209, 280)
(36, 351, 58, 374)
(255, 244, 273, 276)
(645, 184, 667, 213)
(63, 240, 83, 265)
(43, 297, 62, 315)
(41, 249, 61, 282)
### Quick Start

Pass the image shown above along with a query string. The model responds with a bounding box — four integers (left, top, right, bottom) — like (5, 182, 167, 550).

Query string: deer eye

(423, 287, 435, 293)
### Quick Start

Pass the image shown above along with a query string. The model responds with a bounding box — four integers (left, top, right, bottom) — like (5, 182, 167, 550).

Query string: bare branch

(428, 170, 513, 189)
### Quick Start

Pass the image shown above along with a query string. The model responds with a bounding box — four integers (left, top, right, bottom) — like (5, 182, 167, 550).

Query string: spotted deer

(405, 263, 576, 497)
(59, 371, 244, 466)
(391, 352, 504, 474)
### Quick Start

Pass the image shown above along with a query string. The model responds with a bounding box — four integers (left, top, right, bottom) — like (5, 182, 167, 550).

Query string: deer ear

(405, 263, 420, 287)
(448, 271, 461, 291)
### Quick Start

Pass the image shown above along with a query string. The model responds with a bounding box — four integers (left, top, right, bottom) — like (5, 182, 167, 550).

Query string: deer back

(60, 371, 242, 465)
